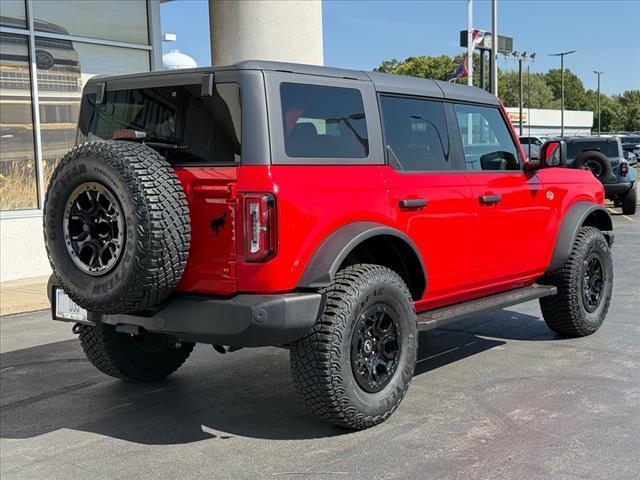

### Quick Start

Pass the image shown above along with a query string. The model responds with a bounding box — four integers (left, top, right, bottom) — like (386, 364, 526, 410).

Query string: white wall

(506, 107, 594, 137)
(0, 216, 51, 282)
(209, 0, 323, 66)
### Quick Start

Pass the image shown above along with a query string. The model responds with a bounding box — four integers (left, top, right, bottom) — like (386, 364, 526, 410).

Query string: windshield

(78, 83, 241, 164)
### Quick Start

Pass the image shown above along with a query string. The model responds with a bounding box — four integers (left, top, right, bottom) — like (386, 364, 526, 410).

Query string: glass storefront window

(37, 39, 150, 182)
(0, 33, 38, 211)
(0, 0, 26, 28)
(32, 0, 149, 45)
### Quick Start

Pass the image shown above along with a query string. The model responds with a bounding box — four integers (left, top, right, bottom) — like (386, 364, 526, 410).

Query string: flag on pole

(447, 29, 486, 82)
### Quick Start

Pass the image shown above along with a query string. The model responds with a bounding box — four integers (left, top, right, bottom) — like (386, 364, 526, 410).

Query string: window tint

(566, 140, 619, 159)
(78, 83, 241, 164)
(280, 83, 368, 158)
(519, 137, 531, 145)
(454, 104, 520, 171)
(380, 96, 450, 171)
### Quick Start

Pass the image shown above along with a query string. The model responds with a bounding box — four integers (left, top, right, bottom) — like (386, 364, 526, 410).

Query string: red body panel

(174, 166, 239, 295)
(174, 160, 603, 313)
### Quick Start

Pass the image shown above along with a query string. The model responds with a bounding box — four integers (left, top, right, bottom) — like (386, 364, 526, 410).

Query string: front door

(452, 103, 552, 290)
(379, 95, 474, 306)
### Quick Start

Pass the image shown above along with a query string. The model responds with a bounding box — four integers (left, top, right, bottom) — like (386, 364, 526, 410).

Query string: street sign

(460, 31, 513, 54)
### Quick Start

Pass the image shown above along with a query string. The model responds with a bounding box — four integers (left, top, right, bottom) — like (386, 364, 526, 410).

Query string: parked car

(519, 135, 552, 159)
(565, 136, 637, 215)
(45, 61, 614, 430)
(618, 134, 640, 153)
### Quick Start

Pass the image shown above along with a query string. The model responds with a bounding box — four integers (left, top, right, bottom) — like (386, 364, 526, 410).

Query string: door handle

(399, 198, 427, 209)
(479, 194, 501, 205)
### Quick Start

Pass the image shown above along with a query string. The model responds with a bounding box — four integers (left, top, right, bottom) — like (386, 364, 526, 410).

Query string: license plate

(54, 288, 87, 322)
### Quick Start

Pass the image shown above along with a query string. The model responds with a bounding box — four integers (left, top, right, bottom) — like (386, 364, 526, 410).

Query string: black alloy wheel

(581, 253, 605, 313)
(63, 181, 125, 276)
(350, 303, 400, 393)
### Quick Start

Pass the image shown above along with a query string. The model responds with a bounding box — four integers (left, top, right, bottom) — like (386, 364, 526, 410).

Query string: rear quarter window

(280, 83, 369, 159)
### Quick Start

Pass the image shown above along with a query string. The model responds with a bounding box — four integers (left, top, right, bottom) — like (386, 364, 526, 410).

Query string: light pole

(491, 0, 498, 96)
(467, 0, 473, 86)
(549, 50, 576, 138)
(505, 51, 535, 136)
(593, 70, 603, 136)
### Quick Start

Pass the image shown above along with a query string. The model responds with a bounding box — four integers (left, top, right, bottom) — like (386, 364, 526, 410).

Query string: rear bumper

(604, 181, 632, 196)
(49, 276, 323, 347)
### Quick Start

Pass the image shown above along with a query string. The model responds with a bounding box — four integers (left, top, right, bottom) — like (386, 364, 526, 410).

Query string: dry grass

(0, 161, 53, 211)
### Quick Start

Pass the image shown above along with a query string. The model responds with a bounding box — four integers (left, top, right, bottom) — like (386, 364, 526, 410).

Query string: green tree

(374, 55, 460, 81)
(498, 70, 557, 109)
(544, 68, 589, 110)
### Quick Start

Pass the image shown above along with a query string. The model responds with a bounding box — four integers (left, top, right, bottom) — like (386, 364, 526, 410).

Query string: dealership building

(0, 0, 322, 281)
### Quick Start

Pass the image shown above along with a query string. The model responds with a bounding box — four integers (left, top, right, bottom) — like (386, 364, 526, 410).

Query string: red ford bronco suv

(45, 61, 614, 430)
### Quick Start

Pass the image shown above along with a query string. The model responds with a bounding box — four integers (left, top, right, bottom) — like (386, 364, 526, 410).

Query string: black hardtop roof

(85, 59, 499, 106)
(565, 136, 621, 143)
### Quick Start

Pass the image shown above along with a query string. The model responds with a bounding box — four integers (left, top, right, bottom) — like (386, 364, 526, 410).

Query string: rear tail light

(620, 162, 629, 177)
(243, 193, 276, 262)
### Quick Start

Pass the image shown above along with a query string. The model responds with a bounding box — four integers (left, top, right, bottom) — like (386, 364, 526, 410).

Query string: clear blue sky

(161, 0, 640, 95)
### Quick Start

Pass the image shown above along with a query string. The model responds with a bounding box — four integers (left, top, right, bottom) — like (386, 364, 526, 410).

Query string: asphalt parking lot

(1, 214, 638, 480)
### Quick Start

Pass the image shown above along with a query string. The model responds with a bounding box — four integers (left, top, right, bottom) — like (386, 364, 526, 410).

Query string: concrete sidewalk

(0, 275, 49, 316)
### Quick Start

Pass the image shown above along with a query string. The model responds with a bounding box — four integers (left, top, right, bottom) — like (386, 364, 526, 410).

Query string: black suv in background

(565, 136, 636, 215)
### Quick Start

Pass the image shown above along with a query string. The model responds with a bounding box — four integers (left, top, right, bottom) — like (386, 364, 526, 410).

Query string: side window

(280, 83, 369, 158)
(454, 104, 520, 171)
(379, 95, 450, 171)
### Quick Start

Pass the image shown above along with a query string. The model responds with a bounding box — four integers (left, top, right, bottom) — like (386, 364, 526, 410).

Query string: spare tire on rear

(572, 150, 613, 182)
(44, 141, 190, 314)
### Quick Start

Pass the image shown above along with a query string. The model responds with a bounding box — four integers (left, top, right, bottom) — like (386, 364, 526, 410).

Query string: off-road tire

(572, 151, 613, 182)
(44, 141, 190, 314)
(290, 264, 417, 430)
(79, 324, 194, 382)
(540, 227, 613, 337)
(621, 183, 637, 215)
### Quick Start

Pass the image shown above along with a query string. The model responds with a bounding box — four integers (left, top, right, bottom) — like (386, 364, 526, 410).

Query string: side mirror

(527, 140, 566, 171)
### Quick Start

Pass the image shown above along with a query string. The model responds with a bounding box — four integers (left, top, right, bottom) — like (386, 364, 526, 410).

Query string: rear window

(280, 83, 369, 158)
(78, 83, 241, 164)
(566, 140, 619, 159)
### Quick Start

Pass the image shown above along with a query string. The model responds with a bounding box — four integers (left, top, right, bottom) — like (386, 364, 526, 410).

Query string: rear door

(452, 103, 552, 289)
(380, 95, 474, 304)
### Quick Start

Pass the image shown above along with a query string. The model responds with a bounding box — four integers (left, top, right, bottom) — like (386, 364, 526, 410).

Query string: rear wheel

(290, 264, 417, 429)
(540, 227, 613, 337)
(622, 183, 637, 215)
(79, 324, 194, 382)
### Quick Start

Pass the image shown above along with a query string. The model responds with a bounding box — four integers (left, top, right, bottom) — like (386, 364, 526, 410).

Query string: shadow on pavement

(1, 308, 550, 445)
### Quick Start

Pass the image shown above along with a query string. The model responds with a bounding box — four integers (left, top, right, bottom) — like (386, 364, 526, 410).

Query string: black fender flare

(547, 201, 613, 272)
(297, 221, 427, 295)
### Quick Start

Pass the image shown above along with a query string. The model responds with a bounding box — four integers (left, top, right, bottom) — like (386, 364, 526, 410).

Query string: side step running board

(417, 284, 557, 331)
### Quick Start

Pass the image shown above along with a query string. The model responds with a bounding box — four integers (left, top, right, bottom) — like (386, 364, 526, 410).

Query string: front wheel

(540, 227, 613, 337)
(622, 183, 637, 215)
(79, 324, 194, 382)
(290, 264, 417, 430)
